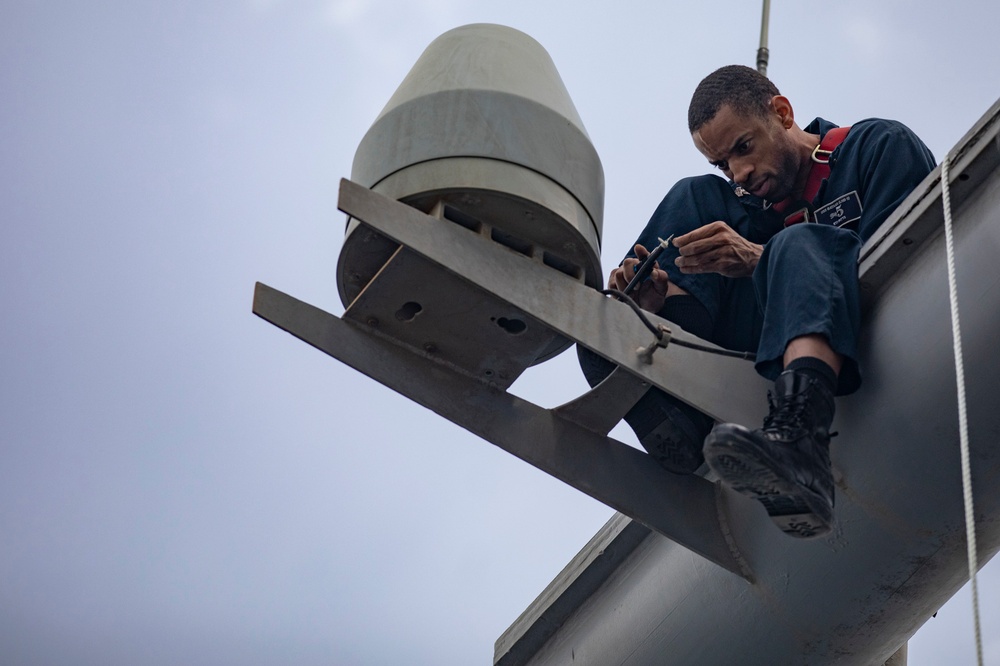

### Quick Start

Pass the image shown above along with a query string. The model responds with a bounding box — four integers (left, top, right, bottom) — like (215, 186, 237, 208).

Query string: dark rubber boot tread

(705, 427, 833, 538)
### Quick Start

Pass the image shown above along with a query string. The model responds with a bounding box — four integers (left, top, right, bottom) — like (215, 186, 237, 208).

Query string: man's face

(691, 101, 801, 202)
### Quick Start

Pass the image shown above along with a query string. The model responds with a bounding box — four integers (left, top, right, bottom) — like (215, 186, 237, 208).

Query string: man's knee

(668, 174, 735, 203)
(766, 223, 860, 257)
(643, 175, 742, 248)
(766, 223, 822, 254)
(759, 224, 862, 282)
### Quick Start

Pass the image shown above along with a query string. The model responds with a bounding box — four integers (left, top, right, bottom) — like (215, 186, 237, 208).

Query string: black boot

(577, 346, 713, 474)
(703, 369, 836, 538)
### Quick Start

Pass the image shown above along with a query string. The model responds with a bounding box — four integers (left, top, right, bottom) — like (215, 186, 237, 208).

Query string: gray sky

(3, 1, 1000, 664)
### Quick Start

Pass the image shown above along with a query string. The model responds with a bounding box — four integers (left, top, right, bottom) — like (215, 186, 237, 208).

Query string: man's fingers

(609, 267, 626, 290)
(675, 248, 722, 273)
(675, 236, 727, 256)
(610, 257, 639, 290)
(642, 265, 669, 295)
(673, 221, 729, 248)
(612, 256, 641, 288)
(674, 255, 698, 271)
(609, 245, 675, 298)
(649, 265, 670, 286)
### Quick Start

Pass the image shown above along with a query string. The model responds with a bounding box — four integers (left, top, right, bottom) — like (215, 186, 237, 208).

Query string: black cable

(675, 339, 756, 361)
(600, 288, 757, 361)
(601, 289, 663, 339)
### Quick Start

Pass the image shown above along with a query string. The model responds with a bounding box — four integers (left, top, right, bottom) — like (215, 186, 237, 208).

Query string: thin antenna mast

(757, 0, 771, 75)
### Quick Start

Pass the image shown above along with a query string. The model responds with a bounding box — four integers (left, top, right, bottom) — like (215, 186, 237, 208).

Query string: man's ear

(771, 95, 794, 129)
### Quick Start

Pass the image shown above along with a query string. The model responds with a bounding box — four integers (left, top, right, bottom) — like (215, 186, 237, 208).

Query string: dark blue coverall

(628, 118, 936, 395)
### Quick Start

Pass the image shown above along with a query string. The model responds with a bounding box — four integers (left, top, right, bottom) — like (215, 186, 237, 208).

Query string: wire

(673, 338, 756, 361)
(941, 156, 984, 666)
(600, 289, 663, 338)
(600, 289, 756, 361)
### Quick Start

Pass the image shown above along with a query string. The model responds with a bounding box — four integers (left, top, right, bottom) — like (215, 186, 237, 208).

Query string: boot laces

(763, 387, 812, 436)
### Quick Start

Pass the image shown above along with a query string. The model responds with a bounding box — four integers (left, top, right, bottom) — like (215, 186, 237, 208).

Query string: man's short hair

(688, 65, 780, 133)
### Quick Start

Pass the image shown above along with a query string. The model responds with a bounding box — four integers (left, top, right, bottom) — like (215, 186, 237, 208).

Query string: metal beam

(253, 281, 750, 577)
(494, 513, 651, 666)
(337, 178, 769, 428)
(552, 366, 651, 436)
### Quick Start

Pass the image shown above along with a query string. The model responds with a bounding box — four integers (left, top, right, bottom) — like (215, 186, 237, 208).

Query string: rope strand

(941, 156, 984, 666)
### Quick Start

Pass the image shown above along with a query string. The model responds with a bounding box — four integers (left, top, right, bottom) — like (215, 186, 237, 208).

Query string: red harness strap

(772, 126, 851, 226)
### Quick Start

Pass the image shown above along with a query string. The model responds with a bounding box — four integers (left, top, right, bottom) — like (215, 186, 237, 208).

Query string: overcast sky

(3, 1, 1000, 664)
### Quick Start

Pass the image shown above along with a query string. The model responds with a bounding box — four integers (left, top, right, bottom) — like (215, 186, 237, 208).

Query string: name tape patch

(814, 190, 863, 228)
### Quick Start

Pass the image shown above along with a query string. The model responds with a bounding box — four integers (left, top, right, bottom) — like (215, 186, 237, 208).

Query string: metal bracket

(253, 281, 747, 577)
(336, 178, 768, 426)
(251, 180, 776, 578)
(552, 366, 650, 436)
(637, 323, 671, 365)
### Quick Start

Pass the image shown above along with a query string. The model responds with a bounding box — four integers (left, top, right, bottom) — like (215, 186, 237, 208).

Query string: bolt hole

(395, 301, 423, 322)
(903, 238, 914, 246)
(959, 173, 970, 181)
(496, 317, 526, 335)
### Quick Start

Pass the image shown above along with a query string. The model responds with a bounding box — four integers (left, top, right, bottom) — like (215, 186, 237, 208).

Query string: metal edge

(493, 513, 651, 666)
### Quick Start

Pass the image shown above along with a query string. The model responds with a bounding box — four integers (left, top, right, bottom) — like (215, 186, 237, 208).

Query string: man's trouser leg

(752, 223, 864, 394)
(704, 223, 864, 537)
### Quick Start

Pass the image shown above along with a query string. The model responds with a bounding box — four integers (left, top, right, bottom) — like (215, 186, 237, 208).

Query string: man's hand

(608, 244, 671, 313)
(673, 221, 763, 278)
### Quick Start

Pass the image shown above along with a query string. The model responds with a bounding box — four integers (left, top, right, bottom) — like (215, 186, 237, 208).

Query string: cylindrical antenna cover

(339, 23, 605, 307)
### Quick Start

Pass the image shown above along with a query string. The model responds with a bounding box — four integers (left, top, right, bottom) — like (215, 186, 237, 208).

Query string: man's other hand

(673, 221, 763, 278)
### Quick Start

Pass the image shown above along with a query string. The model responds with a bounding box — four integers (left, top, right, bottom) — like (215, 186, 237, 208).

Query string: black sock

(659, 295, 713, 340)
(785, 356, 838, 395)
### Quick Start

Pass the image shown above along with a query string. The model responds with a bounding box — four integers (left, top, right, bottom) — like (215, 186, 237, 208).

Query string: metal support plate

(253, 282, 748, 577)
(337, 178, 768, 427)
(344, 245, 561, 390)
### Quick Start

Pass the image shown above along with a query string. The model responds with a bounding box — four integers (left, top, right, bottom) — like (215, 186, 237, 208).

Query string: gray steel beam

(494, 513, 651, 666)
(336, 178, 769, 428)
(253, 281, 749, 577)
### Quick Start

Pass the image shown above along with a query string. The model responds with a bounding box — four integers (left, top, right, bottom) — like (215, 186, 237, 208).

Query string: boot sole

(627, 391, 707, 475)
(638, 419, 704, 474)
(704, 428, 833, 539)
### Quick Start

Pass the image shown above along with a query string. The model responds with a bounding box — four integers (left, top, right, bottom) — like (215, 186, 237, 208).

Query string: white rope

(941, 155, 984, 666)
